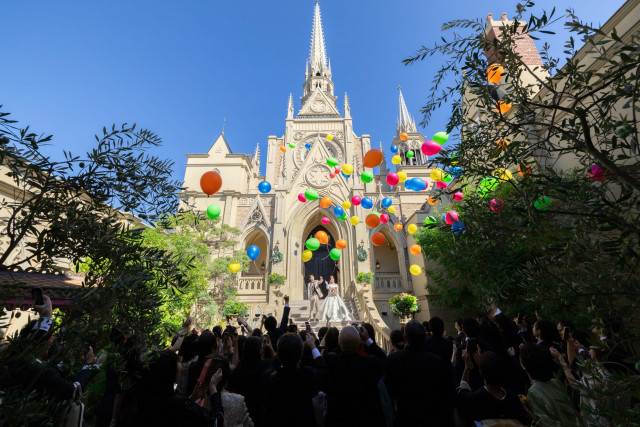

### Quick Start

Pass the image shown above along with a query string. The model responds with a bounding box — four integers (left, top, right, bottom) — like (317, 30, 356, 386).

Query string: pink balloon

(588, 164, 604, 181)
(490, 199, 504, 213)
(453, 191, 464, 201)
(298, 193, 307, 202)
(421, 140, 442, 156)
(380, 213, 389, 224)
(445, 210, 459, 225)
(386, 173, 399, 186)
(321, 217, 330, 225)
(436, 181, 448, 189)
(351, 195, 362, 206)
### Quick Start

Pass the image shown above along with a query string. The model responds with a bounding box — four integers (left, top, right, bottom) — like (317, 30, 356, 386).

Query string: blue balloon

(333, 206, 345, 217)
(247, 245, 260, 260)
(441, 214, 447, 222)
(452, 221, 466, 235)
(381, 197, 393, 208)
(305, 143, 311, 149)
(361, 197, 373, 209)
(409, 177, 427, 191)
(257, 181, 272, 194)
(390, 145, 398, 153)
(341, 172, 351, 178)
(404, 179, 414, 191)
(450, 167, 464, 178)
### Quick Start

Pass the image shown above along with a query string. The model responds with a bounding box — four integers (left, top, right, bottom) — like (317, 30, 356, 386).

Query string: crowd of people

(5, 293, 636, 426)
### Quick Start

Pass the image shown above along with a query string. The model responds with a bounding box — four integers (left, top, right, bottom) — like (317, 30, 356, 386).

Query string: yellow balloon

(326, 134, 334, 141)
(342, 201, 352, 210)
(342, 164, 354, 175)
(350, 216, 359, 226)
(398, 171, 407, 183)
(430, 168, 445, 182)
(407, 224, 418, 234)
(410, 264, 422, 276)
(493, 168, 513, 182)
(388, 206, 395, 214)
(302, 250, 313, 262)
(228, 262, 241, 273)
(392, 155, 402, 165)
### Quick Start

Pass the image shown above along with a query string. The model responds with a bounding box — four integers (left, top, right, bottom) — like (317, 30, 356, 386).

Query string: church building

(181, 1, 447, 338)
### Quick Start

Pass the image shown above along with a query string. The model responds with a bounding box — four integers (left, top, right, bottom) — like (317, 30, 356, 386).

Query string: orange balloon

(518, 165, 532, 176)
(495, 101, 512, 114)
(200, 171, 222, 196)
(315, 231, 329, 245)
(410, 244, 422, 255)
(320, 196, 332, 208)
(428, 197, 438, 206)
(371, 232, 386, 247)
(336, 239, 347, 250)
(496, 139, 510, 151)
(399, 132, 408, 141)
(393, 222, 403, 231)
(365, 213, 381, 228)
(487, 64, 504, 85)
(363, 149, 383, 168)
(280, 146, 286, 152)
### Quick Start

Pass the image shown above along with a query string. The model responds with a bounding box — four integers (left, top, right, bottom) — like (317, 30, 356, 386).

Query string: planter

(396, 312, 415, 326)
(225, 313, 239, 323)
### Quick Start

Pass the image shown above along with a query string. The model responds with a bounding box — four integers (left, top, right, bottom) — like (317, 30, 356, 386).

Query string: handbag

(64, 381, 84, 427)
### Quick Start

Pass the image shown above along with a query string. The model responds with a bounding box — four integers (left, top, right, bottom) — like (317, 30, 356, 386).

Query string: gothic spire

(308, 0, 328, 76)
(287, 93, 294, 119)
(344, 92, 351, 118)
(397, 86, 417, 134)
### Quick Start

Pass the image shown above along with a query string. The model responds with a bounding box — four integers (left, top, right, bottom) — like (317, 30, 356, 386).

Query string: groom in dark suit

(317, 275, 329, 299)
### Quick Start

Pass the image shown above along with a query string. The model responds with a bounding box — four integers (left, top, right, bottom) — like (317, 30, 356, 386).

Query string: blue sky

(2, 0, 624, 182)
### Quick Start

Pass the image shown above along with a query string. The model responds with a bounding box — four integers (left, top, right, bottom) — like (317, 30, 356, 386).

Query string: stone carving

(336, 131, 344, 141)
(305, 164, 331, 188)
(311, 100, 327, 113)
(294, 131, 304, 141)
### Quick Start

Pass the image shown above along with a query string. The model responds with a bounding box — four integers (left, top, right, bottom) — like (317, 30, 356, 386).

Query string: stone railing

(238, 276, 266, 292)
(374, 273, 403, 290)
(347, 281, 392, 353)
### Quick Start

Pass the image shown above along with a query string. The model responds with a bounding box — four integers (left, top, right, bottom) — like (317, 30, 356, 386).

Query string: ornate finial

(222, 117, 226, 135)
(397, 87, 417, 134)
(486, 13, 494, 25)
(500, 12, 508, 21)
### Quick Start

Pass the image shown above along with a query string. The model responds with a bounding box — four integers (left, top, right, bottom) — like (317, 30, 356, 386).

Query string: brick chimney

(485, 13, 543, 66)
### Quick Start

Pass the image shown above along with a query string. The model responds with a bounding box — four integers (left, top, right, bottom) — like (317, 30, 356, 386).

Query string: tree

(406, 3, 640, 422)
(0, 106, 190, 422)
(141, 211, 249, 330)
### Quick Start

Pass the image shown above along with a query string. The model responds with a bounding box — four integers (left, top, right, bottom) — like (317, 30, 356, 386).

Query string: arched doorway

(303, 225, 338, 299)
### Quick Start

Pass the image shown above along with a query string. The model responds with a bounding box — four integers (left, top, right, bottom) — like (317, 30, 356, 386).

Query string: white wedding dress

(318, 284, 352, 322)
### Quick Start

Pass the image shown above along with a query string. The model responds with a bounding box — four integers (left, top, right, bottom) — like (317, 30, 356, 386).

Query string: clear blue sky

(2, 0, 624, 182)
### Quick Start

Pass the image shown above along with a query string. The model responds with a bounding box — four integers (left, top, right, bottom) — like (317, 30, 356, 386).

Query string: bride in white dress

(318, 276, 352, 322)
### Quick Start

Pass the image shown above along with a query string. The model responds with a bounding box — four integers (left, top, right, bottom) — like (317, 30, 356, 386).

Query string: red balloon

(366, 214, 381, 228)
(371, 232, 386, 246)
(445, 210, 459, 225)
(363, 149, 383, 168)
(421, 140, 442, 156)
(490, 199, 504, 213)
(386, 173, 399, 186)
(200, 171, 222, 196)
(330, 173, 336, 179)
(334, 168, 340, 174)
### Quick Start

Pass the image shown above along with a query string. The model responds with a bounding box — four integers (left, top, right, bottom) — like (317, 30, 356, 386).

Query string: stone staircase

(288, 298, 361, 335)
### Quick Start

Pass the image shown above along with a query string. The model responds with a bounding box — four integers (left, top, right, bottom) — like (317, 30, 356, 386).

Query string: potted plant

(221, 298, 250, 322)
(356, 272, 373, 289)
(268, 273, 286, 287)
(389, 293, 420, 325)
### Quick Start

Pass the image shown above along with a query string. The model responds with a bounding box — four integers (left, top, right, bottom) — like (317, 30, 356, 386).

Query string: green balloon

(330, 248, 341, 260)
(424, 215, 437, 225)
(406, 150, 414, 158)
(534, 196, 551, 211)
(443, 172, 453, 183)
(306, 238, 320, 251)
(305, 189, 319, 201)
(206, 204, 221, 219)
(478, 177, 499, 197)
(326, 157, 339, 167)
(371, 211, 381, 218)
(288, 142, 296, 148)
(433, 132, 449, 144)
(361, 170, 374, 183)
(339, 213, 348, 221)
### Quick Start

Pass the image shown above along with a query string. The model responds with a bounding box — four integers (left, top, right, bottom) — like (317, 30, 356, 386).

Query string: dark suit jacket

(318, 280, 329, 299)
(457, 387, 528, 426)
(266, 305, 290, 349)
(454, 338, 494, 391)
(386, 345, 453, 426)
(261, 356, 326, 427)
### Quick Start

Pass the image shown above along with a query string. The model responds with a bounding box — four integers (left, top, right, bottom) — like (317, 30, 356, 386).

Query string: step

(285, 299, 362, 335)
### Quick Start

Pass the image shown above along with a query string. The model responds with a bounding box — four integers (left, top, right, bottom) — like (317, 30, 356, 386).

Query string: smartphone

(563, 327, 571, 341)
(31, 287, 44, 306)
(198, 359, 213, 384)
(351, 323, 358, 328)
(305, 321, 311, 332)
